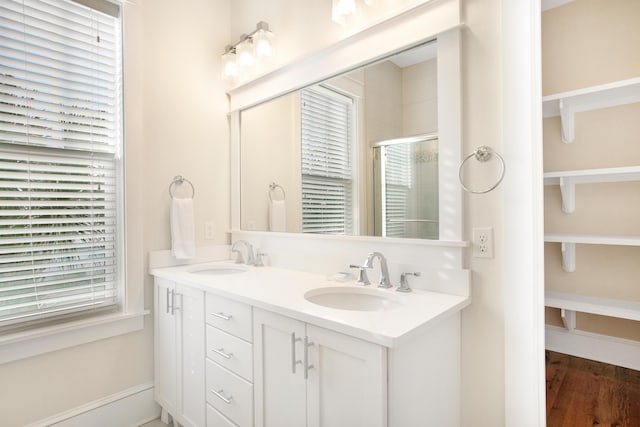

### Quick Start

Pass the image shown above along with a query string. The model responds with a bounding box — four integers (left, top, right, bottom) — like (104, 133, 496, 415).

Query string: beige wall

(542, 0, 640, 341)
(460, 0, 505, 424)
(1, 1, 231, 425)
(240, 93, 301, 232)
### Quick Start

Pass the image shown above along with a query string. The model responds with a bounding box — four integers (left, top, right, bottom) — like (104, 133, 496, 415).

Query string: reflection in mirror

(240, 41, 439, 239)
(373, 134, 438, 239)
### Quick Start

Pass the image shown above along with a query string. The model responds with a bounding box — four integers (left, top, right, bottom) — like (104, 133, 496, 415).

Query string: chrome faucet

(231, 240, 255, 265)
(363, 252, 392, 288)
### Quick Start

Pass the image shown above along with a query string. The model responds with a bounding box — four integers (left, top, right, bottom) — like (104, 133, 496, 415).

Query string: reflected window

(300, 86, 356, 234)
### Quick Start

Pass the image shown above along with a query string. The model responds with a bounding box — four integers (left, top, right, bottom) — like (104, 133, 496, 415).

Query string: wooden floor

(546, 351, 640, 426)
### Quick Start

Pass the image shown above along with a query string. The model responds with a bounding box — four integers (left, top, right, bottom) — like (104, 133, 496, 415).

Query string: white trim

(502, 0, 546, 425)
(0, 311, 148, 364)
(231, 229, 468, 248)
(25, 382, 160, 427)
(546, 325, 640, 371)
(148, 245, 232, 271)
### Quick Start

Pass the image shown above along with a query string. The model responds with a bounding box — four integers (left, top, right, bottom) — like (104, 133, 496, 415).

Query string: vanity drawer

(206, 293, 252, 342)
(206, 325, 253, 381)
(207, 403, 238, 427)
(206, 359, 253, 427)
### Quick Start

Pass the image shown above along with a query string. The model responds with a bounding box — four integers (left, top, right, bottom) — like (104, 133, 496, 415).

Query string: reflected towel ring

(169, 175, 195, 199)
(458, 146, 506, 194)
(269, 182, 285, 202)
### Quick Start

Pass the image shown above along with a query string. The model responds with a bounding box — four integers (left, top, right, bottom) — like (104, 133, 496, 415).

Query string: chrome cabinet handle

(291, 332, 302, 374)
(304, 336, 314, 380)
(211, 389, 233, 404)
(210, 311, 233, 321)
(165, 288, 171, 314)
(171, 291, 181, 315)
(212, 348, 233, 359)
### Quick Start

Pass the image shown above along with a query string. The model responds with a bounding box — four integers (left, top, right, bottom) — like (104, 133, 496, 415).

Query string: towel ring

(269, 182, 285, 202)
(169, 175, 195, 199)
(458, 146, 505, 194)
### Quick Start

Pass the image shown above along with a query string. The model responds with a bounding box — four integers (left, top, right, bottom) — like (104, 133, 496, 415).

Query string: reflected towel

(269, 199, 286, 232)
(170, 198, 196, 259)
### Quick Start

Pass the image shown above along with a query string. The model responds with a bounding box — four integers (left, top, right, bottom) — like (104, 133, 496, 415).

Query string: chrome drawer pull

(212, 348, 233, 359)
(304, 336, 315, 380)
(211, 311, 233, 321)
(211, 389, 233, 404)
(291, 332, 302, 374)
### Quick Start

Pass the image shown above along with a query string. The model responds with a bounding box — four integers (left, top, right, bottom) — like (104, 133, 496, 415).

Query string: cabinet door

(154, 278, 178, 414)
(306, 324, 387, 427)
(176, 284, 205, 427)
(253, 308, 306, 427)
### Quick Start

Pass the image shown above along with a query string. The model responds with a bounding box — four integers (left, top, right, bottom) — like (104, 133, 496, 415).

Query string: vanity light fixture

(332, 0, 377, 25)
(221, 21, 275, 87)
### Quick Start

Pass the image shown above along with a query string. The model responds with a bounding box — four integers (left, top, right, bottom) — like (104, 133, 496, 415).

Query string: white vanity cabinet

(253, 308, 386, 427)
(154, 278, 206, 427)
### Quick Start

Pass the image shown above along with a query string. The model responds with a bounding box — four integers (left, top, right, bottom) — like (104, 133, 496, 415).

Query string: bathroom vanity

(151, 261, 470, 427)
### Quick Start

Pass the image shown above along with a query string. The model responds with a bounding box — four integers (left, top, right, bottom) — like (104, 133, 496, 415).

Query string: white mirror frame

(229, 0, 464, 244)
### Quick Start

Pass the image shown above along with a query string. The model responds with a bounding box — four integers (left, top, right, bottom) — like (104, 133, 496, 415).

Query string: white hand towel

(269, 199, 286, 232)
(170, 198, 196, 259)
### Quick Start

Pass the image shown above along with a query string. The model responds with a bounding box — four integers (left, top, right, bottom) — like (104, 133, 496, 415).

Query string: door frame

(502, 1, 546, 425)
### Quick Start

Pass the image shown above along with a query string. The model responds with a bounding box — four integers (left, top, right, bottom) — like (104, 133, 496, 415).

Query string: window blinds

(383, 144, 411, 237)
(0, 0, 122, 329)
(300, 87, 354, 235)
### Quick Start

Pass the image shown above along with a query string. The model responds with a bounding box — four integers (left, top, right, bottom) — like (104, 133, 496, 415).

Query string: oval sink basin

(188, 265, 248, 275)
(304, 287, 401, 311)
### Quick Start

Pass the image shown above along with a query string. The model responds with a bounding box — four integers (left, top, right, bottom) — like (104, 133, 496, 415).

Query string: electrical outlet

(205, 221, 215, 240)
(472, 226, 494, 258)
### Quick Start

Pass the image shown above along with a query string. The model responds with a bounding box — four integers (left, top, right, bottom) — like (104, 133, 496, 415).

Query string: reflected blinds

(300, 87, 354, 234)
(384, 144, 411, 237)
(0, 0, 122, 329)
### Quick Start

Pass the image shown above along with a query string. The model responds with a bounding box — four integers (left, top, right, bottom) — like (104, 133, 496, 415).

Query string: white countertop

(150, 261, 471, 348)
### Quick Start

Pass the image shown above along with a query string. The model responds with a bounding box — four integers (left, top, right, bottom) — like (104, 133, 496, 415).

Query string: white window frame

(0, 0, 146, 364)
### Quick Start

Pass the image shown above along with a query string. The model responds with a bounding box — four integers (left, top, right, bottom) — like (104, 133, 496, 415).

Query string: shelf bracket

(558, 176, 575, 213)
(560, 308, 576, 331)
(560, 242, 576, 273)
(559, 99, 575, 143)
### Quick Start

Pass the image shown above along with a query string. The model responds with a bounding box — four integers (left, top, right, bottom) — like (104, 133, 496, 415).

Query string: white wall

(1, 1, 231, 425)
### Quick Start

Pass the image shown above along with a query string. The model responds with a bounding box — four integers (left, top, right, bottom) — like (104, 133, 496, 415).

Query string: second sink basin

(188, 265, 248, 275)
(304, 286, 401, 311)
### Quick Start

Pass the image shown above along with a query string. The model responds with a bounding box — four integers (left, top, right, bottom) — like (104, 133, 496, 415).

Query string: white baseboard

(26, 382, 160, 427)
(546, 325, 640, 371)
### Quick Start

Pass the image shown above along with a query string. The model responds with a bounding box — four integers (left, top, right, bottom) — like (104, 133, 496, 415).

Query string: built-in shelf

(545, 234, 640, 272)
(546, 291, 640, 331)
(544, 166, 640, 213)
(542, 77, 640, 143)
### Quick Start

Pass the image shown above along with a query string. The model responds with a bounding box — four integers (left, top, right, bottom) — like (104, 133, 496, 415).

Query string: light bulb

(332, 0, 356, 24)
(236, 38, 254, 68)
(253, 28, 274, 58)
(221, 50, 238, 77)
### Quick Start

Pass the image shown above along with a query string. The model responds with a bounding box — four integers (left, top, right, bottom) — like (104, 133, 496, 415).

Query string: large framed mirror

(229, 1, 463, 243)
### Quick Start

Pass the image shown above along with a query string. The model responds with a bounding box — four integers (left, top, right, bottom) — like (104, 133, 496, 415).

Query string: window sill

(0, 310, 150, 364)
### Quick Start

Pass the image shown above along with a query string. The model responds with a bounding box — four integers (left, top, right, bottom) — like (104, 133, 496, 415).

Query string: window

(0, 0, 123, 333)
(300, 86, 355, 234)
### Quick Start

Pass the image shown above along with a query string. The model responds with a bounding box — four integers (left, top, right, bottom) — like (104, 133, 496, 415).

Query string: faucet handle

(397, 272, 421, 293)
(349, 264, 371, 286)
(254, 251, 267, 267)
